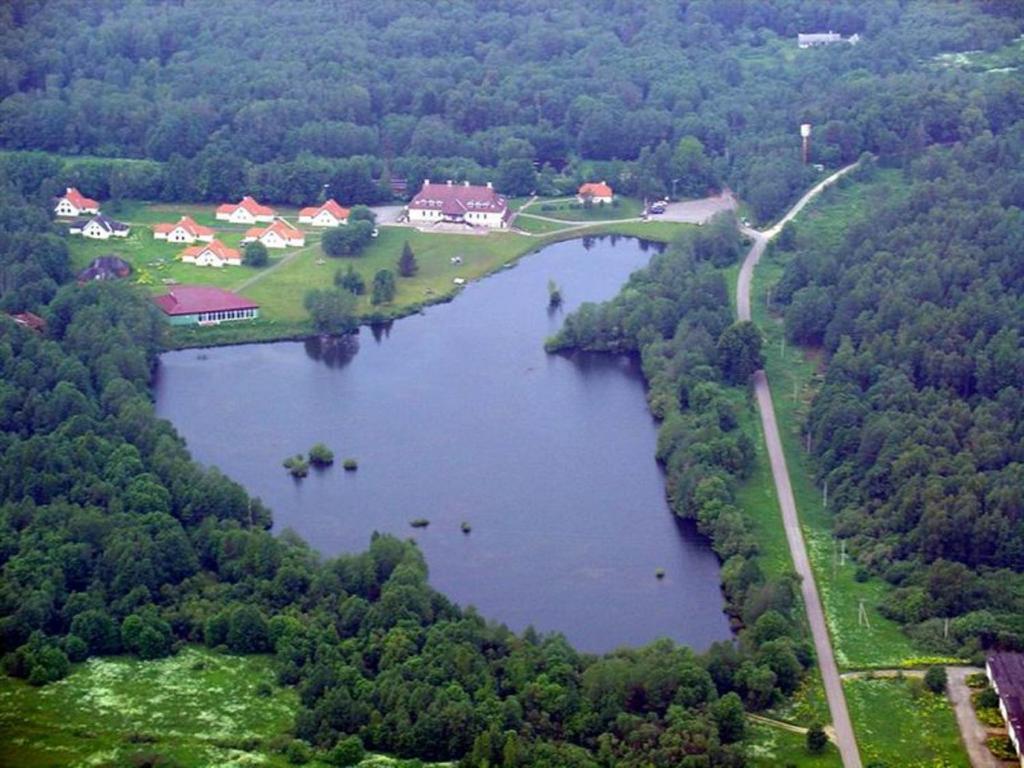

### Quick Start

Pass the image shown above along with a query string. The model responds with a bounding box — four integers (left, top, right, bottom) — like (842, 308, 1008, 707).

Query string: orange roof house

(181, 239, 242, 267)
(242, 219, 305, 249)
(215, 196, 276, 224)
(577, 181, 614, 204)
(153, 216, 216, 244)
(298, 199, 351, 227)
(54, 187, 100, 217)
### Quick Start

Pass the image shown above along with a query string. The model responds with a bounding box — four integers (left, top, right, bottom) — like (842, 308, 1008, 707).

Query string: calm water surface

(154, 236, 729, 652)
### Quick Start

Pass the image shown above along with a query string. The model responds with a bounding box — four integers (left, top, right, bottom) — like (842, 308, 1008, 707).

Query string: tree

(226, 604, 270, 654)
(717, 322, 764, 384)
(924, 666, 947, 694)
(371, 269, 396, 305)
(326, 736, 365, 766)
(711, 691, 746, 743)
(497, 158, 536, 196)
(335, 265, 365, 295)
(806, 722, 828, 754)
(397, 241, 418, 277)
(348, 205, 377, 225)
(322, 221, 374, 257)
(244, 241, 269, 267)
(121, 611, 172, 660)
(304, 289, 358, 335)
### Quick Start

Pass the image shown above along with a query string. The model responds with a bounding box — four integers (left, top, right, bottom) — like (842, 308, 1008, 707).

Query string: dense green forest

(771, 137, 1024, 655)
(0, 176, 815, 764)
(0, 0, 1021, 219)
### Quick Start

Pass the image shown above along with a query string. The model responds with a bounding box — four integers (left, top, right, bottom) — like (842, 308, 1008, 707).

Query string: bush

(285, 739, 312, 765)
(326, 736, 365, 766)
(976, 686, 1000, 709)
(924, 666, 947, 694)
(343, 458, 358, 471)
(806, 722, 828, 754)
(244, 241, 269, 267)
(308, 443, 334, 466)
(335, 265, 365, 295)
(322, 221, 373, 257)
(854, 567, 870, 583)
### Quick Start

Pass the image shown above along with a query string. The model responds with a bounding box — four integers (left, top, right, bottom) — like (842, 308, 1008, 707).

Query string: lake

(153, 236, 730, 653)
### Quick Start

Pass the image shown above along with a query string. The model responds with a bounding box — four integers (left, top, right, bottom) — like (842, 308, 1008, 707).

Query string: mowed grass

(737, 167, 927, 670)
(0, 646, 302, 768)
(746, 723, 841, 768)
(843, 676, 969, 768)
(526, 196, 644, 221)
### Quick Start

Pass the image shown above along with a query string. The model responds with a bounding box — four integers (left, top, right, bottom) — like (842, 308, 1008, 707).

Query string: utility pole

(823, 479, 828, 508)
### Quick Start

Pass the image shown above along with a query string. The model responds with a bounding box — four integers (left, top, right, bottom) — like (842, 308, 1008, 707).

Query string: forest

(0, 0, 1022, 220)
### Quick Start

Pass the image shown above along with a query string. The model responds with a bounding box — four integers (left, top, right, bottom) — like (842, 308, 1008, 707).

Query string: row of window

(196, 308, 257, 323)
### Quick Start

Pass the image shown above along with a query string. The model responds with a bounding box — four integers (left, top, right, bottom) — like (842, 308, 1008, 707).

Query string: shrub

(924, 666, 947, 694)
(326, 736, 365, 766)
(806, 722, 827, 754)
(285, 739, 312, 765)
(244, 241, 269, 267)
(308, 443, 334, 466)
(343, 458, 358, 471)
(854, 567, 870, 583)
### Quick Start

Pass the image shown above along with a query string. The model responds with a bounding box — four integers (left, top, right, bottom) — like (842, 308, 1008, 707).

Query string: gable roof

(153, 286, 258, 316)
(61, 187, 99, 210)
(216, 196, 275, 217)
(182, 239, 240, 261)
(78, 255, 132, 282)
(409, 181, 508, 215)
(299, 199, 350, 220)
(84, 214, 129, 234)
(154, 216, 215, 238)
(579, 181, 613, 198)
(245, 219, 303, 240)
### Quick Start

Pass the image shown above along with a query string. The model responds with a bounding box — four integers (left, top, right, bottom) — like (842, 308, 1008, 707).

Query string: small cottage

(215, 196, 276, 224)
(578, 181, 614, 205)
(298, 199, 350, 228)
(54, 187, 100, 218)
(69, 214, 130, 240)
(181, 239, 242, 267)
(242, 219, 305, 249)
(154, 216, 216, 244)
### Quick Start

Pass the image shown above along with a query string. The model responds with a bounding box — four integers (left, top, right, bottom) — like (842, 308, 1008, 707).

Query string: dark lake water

(153, 236, 729, 653)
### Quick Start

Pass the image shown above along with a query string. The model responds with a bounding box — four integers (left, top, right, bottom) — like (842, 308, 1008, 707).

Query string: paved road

(737, 162, 863, 768)
(660, 190, 737, 223)
(947, 666, 1004, 768)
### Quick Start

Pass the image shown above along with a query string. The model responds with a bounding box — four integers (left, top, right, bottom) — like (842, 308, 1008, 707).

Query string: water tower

(800, 123, 812, 164)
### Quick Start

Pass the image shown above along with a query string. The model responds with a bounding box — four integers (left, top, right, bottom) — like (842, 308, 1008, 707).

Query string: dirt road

(737, 162, 863, 768)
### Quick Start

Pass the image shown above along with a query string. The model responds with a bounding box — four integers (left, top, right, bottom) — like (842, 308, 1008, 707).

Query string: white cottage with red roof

(215, 196, 276, 224)
(242, 219, 305, 249)
(54, 187, 100, 218)
(153, 216, 216, 244)
(181, 239, 242, 267)
(408, 180, 510, 229)
(299, 199, 350, 228)
(578, 181, 614, 205)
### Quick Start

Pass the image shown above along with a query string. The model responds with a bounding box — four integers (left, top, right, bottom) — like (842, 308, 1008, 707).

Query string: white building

(181, 239, 242, 267)
(797, 31, 860, 48)
(242, 219, 305, 249)
(299, 199, 350, 227)
(153, 216, 216, 244)
(578, 181, 614, 205)
(69, 214, 130, 240)
(54, 187, 100, 218)
(407, 180, 510, 229)
(215, 196, 276, 224)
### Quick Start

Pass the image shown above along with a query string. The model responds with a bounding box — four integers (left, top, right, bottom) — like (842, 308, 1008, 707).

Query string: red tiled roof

(579, 181, 613, 198)
(153, 286, 258, 316)
(155, 216, 215, 237)
(63, 187, 99, 210)
(247, 219, 303, 240)
(182, 239, 240, 261)
(299, 199, 350, 220)
(216, 196, 275, 217)
(409, 181, 508, 214)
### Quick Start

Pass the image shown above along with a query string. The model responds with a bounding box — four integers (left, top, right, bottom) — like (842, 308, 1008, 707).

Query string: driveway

(947, 666, 1006, 768)
(659, 191, 737, 223)
(370, 205, 405, 224)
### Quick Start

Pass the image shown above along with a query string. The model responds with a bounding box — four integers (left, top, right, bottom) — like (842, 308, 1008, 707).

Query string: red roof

(299, 199, 350, 220)
(9, 311, 46, 332)
(579, 181, 613, 198)
(182, 239, 240, 261)
(409, 181, 508, 215)
(153, 286, 258, 316)
(216, 196, 275, 217)
(155, 216, 215, 238)
(63, 187, 99, 210)
(246, 219, 303, 240)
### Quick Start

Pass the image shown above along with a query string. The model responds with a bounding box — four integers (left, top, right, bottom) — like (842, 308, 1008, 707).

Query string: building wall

(165, 307, 259, 325)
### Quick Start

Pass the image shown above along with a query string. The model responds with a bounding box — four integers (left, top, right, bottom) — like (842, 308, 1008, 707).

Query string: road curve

(737, 163, 863, 768)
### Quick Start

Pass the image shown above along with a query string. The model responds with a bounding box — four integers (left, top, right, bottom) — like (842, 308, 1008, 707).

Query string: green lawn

(735, 168, 933, 670)
(526, 196, 644, 221)
(746, 723, 841, 768)
(513, 213, 578, 235)
(0, 646, 304, 768)
(844, 677, 969, 768)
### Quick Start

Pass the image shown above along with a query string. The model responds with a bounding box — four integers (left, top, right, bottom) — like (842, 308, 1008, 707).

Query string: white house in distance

(54, 187, 100, 218)
(407, 180, 510, 229)
(215, 196, 276, 224)
(242, 219, 305, 249)
(181, 239, 242, 267)
(299, 199, 350, 227)
(577, 181, 614, 205)
(153, 216, 216, 244)
(797, 31, 861, 48)
(69, 214, 130, 240)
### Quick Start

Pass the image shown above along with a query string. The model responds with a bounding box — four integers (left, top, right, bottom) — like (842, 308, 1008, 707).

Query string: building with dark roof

(69, 214, 130, 240)
(987, 651, 1024, 766)
(407, 180, 510, 229)
(77, 255, 132, 283)
(152, 286, 259, 326)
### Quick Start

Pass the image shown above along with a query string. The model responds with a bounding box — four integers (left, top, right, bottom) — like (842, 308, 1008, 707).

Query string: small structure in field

(299, 199, 350, 228)
(54, 187, 100, 218)
(152, 285, 259, 326)
(153, 216, 215, 244)
(577, 181, 614, 205)
(242, 219, 305, 249)
(215, 196, 276, 224)
(77, 255, 132, 283)
(407, 180, 510, 229)
(986, 651, 1024, 766)
(180, 239, 242, 268)
(69, 214, 130, 240)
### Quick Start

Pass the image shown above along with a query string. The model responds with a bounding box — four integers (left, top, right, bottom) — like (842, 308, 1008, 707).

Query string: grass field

(747, 722, 842, 768)
(524, 196, 644, 221)
(844, 676, 969, 768)
(65, 198, 691, 348)
(0, 646, 302, 768)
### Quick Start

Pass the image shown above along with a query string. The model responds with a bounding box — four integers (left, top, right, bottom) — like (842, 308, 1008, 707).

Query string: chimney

(447, 179, 453, 186)
(464, 180, 470, 186)
(486, 181, 493, 189)
(424, 178, 430, 186)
